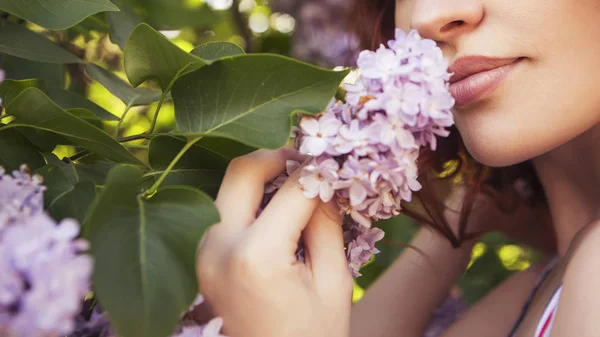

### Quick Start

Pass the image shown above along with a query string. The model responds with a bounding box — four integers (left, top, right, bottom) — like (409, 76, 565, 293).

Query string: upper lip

(449, 56, 522, 84)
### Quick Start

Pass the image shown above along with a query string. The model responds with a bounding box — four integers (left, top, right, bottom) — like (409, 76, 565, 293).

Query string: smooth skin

(197, 0, 600, 336)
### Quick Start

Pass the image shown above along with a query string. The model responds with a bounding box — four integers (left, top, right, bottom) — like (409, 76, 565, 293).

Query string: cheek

(395, 0, 416, 31)
(455, 59, 600, 167)
(453, 0, 600, 167)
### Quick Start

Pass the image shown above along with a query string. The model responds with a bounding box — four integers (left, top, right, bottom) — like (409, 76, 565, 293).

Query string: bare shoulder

(548, 220, 600, 336)
(567, 220, 600, 267)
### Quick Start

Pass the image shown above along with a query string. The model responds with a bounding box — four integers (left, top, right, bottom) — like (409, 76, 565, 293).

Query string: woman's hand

(196, 148, 353, 337)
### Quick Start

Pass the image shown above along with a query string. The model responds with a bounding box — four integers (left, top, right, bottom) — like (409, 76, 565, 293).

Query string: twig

(231, 0, 253, 51)
(142, 137, 203, 197)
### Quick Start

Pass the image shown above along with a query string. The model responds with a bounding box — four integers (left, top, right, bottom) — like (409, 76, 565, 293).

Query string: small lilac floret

(298, 157, 339, 202)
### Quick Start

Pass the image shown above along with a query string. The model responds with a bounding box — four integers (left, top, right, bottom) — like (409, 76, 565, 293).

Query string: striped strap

(535, 286, 562, 337)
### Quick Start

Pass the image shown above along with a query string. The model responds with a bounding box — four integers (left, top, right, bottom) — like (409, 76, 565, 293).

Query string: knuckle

(226, 155, 251, 173)
(229, 242, 267, 276)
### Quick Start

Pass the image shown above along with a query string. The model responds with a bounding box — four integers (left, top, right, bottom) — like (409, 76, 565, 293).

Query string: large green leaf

(4, 88, 142, 165)
(0, 0, 119, 30)
(124, 23, 206, 91)
(190, 42, 245, 61)
(172, 54, 349, 149)
(0, 20, 83, 64)
(145, 135, 253, 195)
(86, 63, 162, 106)
(0, 54, 64, 87)
(85, 165, 220, 337)
(0, 127, 45, 171)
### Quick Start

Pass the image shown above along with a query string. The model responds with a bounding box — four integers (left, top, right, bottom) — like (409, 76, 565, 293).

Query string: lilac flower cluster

(0, 165, 93, 337)
(297, 29, 454, 229)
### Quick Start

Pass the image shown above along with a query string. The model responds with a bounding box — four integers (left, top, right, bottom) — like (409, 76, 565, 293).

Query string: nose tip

(411, 1, 483, 43)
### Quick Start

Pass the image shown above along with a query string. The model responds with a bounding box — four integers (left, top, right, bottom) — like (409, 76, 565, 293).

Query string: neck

(532, 123, 600, 256)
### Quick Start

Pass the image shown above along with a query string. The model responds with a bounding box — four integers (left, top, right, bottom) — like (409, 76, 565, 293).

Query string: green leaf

(0, 127, 45, 171)
(0, 78, 118, 120)
(172, 54, 349, 149)
(35, 164, 76, 207)
(0, 0, 119, 30)
(124, 23, 206, 91)
(85, 165, 220, 337)
(75, 161, 116, 185)
(106, 3, 143, 50)
(0, 78, 45, 105)
(46, 87, 118, 120)
(18, 127, 71, 152)
(44, 154, 79, 184)
(86, 63, 162, 106)
(35, 155, 98, 222)
(0, 20, 83, 63)
(4, 88, 143, 165)
(48, 181, 97, 222)
(67, 108, 104, 128)
(190, 42, 245, 61)
(0, 54, 64, 87)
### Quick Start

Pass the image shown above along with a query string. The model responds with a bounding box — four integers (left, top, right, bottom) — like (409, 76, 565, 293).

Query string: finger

(253, 160, 320, 245)
(303, 202, 352, 294)
(215, 147, 303, 229)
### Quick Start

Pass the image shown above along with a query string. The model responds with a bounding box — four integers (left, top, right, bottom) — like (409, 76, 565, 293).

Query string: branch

(231, 0, 253, 52)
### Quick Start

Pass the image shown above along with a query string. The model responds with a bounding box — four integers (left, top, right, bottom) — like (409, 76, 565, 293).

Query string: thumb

(303, 201, 352, 295)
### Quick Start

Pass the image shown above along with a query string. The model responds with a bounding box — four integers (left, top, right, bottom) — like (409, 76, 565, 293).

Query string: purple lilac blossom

(297, 29, 454, 228)
(0, 165, 45, 230)
(0, 166, 93, 337)
(423, 295, 467, 337)
(344, 223, 385, 277)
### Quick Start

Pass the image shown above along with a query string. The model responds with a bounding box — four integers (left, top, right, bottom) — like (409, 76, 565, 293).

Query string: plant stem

(122, 143, 149, 149)
(231, 0, 252, 52)
(118, 133, 154, 143)
(147, 92, 168, 134)
(69, 150, 91, 162)
(143, 137, 203, 197)
(115, 100, 135, 137)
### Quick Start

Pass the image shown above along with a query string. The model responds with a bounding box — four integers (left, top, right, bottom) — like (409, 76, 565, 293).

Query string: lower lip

(449, 60, 521, 106)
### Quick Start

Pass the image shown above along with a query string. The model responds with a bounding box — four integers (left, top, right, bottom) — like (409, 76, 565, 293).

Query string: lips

(449, 56, 522, 106)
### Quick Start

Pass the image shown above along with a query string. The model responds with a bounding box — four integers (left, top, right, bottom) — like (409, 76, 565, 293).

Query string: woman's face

(395, 0, 600, 166)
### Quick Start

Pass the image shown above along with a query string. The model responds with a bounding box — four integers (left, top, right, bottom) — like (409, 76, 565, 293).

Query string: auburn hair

(349, 0, 546, 247)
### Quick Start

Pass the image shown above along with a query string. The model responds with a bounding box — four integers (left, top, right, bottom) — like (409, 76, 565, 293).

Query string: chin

(459, 130, 542, 168)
